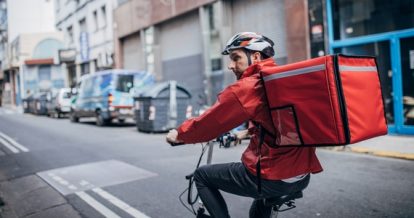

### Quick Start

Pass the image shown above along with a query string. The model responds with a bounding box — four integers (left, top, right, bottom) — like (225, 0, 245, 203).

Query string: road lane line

(0, 132, 29, 152)
(93, 188, 150, 218)
(0, 136, 19, 153)
(76, 191, 121, 218)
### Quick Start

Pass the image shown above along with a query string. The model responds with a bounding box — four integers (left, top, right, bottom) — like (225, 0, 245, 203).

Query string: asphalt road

(0, 111, 413, 218)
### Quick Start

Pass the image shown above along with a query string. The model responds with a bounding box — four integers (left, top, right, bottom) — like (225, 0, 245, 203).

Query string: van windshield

(116, 75, 134, 92)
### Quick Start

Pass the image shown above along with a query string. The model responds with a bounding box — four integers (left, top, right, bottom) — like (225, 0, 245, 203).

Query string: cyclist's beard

(234, 70, 244, 80)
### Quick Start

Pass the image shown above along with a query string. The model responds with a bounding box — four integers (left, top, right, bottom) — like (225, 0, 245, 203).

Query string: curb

(348, 146, 414, 161)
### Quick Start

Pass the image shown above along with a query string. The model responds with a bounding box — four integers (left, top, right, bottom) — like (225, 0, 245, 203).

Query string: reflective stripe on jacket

(177, 58, 323, 180)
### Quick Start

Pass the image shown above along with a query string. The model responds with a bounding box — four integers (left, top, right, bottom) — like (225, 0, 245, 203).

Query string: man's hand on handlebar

(166, 129, 185, 146)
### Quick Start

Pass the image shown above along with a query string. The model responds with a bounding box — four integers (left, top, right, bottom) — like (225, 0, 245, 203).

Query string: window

(207, 4, 215, 31)
(333, 0, 414, 40)
(101, 5, 107, 27)
(82, 77, 94, 97)
(308, 0, 326, 58)
(211, 58, 222, 71)
(93, 10, 98, 31)
(67, 26, 74, 43)
(62, 91, 71, 99)
(81, 63, 90, 75)
(38, 66, 51, 81)
(334, 41, 393, 124)
(79, 18, 87, 33)
(116, 75, 134, 93)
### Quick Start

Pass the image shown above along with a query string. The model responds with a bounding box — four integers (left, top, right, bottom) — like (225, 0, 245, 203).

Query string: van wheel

(70, 113, 79, 123)
(96, 112, 109, 126)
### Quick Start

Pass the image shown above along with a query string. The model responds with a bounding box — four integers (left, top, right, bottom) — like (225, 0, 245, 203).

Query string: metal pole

(206, 141, 214, 165)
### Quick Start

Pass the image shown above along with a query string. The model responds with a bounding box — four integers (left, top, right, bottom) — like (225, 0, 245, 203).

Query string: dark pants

(193, 162, 310, 218)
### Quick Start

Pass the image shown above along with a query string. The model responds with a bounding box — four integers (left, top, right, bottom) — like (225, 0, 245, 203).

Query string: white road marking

(52, 176, 64, 182)
(93, 188, 150, 218)
(0, 137, 19, 153)
(59, 180, 69, 186)
(76, 191, 121, 218)
(80, 180, 91, 186)
(0, 132, 29, 152)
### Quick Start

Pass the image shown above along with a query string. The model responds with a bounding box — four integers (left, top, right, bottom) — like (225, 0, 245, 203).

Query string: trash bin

(33, 92, 51, 115)
(134, 81, 192, 133)
(22, 94, 34, 113)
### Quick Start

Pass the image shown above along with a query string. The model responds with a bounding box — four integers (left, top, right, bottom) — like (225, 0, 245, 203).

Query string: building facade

(114, 0, 306, 108)
(4, 33, 65, 106)
(0, 0, 6, 106)
(113, 0, 414, 135)
(307, 0, 414, 134)
(54, 0, 118, 87)
(1, 0, 59, 108)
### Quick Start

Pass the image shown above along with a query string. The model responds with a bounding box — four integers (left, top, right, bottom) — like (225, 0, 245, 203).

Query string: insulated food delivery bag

(261, 54, 388, 147)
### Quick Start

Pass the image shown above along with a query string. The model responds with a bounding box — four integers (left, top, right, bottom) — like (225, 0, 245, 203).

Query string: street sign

(79, 32, 89, 62)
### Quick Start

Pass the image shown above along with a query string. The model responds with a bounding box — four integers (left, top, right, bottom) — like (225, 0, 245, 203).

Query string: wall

(7, 0, 56, 43)
(284, 0, 310, 63)
(10, 32, 63, 67)
(114, 0, 215, 39)
(55, 0, 116, 69)
(158, 10, 205, 107)
(122, 33, 144, 70)
(231, 0, 287, 64)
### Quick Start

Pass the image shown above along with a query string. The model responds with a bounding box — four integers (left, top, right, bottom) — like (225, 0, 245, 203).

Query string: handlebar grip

(169, 141, 186, 146)
(185, 173, 194, 180)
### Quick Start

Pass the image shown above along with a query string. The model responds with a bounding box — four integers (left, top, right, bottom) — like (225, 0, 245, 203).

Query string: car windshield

(62, 91, 71, 99)
(116, 75, 134, 93)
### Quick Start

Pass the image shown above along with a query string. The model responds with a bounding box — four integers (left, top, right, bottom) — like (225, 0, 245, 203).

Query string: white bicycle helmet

(222, 32, 275, 58)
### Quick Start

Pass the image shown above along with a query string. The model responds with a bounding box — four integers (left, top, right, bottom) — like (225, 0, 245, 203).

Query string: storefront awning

(24, 58, 54, 65)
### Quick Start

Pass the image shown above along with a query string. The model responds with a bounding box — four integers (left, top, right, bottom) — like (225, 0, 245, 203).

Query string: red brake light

(108, 93, 114, 105)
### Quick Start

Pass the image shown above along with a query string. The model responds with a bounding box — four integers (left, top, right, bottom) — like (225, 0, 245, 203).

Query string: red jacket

(177, 58, 323, 180)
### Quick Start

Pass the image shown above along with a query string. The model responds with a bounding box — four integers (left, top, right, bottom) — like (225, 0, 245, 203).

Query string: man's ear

(252, 52, 262, 63)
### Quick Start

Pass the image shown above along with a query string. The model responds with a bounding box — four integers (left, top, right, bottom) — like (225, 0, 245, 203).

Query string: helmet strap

(243, 49, 252, 66)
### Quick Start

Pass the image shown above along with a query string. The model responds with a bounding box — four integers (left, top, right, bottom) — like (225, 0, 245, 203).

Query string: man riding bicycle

(166, 32, 323, 218)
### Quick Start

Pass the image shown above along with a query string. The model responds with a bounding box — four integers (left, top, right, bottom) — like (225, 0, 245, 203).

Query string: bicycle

(170, 133, 303, 218)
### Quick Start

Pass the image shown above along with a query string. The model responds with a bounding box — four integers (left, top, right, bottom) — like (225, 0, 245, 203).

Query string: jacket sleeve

(176, 88, 250, 144)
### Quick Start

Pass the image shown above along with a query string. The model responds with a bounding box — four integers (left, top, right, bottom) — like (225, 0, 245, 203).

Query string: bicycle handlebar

(168, 132, 240, 147)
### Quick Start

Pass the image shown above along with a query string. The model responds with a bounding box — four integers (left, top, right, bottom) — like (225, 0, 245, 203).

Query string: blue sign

(79, 32, 89, 62)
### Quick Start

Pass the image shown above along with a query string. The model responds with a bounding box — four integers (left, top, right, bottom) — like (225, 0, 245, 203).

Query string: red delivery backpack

(260, 54, 388, 147)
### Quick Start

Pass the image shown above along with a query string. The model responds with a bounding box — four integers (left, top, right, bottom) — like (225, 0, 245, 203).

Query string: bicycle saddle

(264, 191, 303, 207)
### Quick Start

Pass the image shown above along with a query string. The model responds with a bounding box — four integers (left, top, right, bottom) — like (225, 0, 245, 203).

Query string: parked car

(47, 88, 72, 118)
(70, 70, 154, 126)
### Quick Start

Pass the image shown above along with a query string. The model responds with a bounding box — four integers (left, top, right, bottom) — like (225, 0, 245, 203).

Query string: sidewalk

(0, 175, 81, 218)
(0, 105, 23, 114)
(329, 135, 414, 161)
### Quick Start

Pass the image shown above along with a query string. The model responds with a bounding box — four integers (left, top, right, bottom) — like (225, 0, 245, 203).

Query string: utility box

(134, 81, 192, 133)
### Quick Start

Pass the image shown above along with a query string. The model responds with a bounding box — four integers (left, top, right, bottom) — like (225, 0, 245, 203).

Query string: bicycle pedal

(277, 201, 296, 212)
